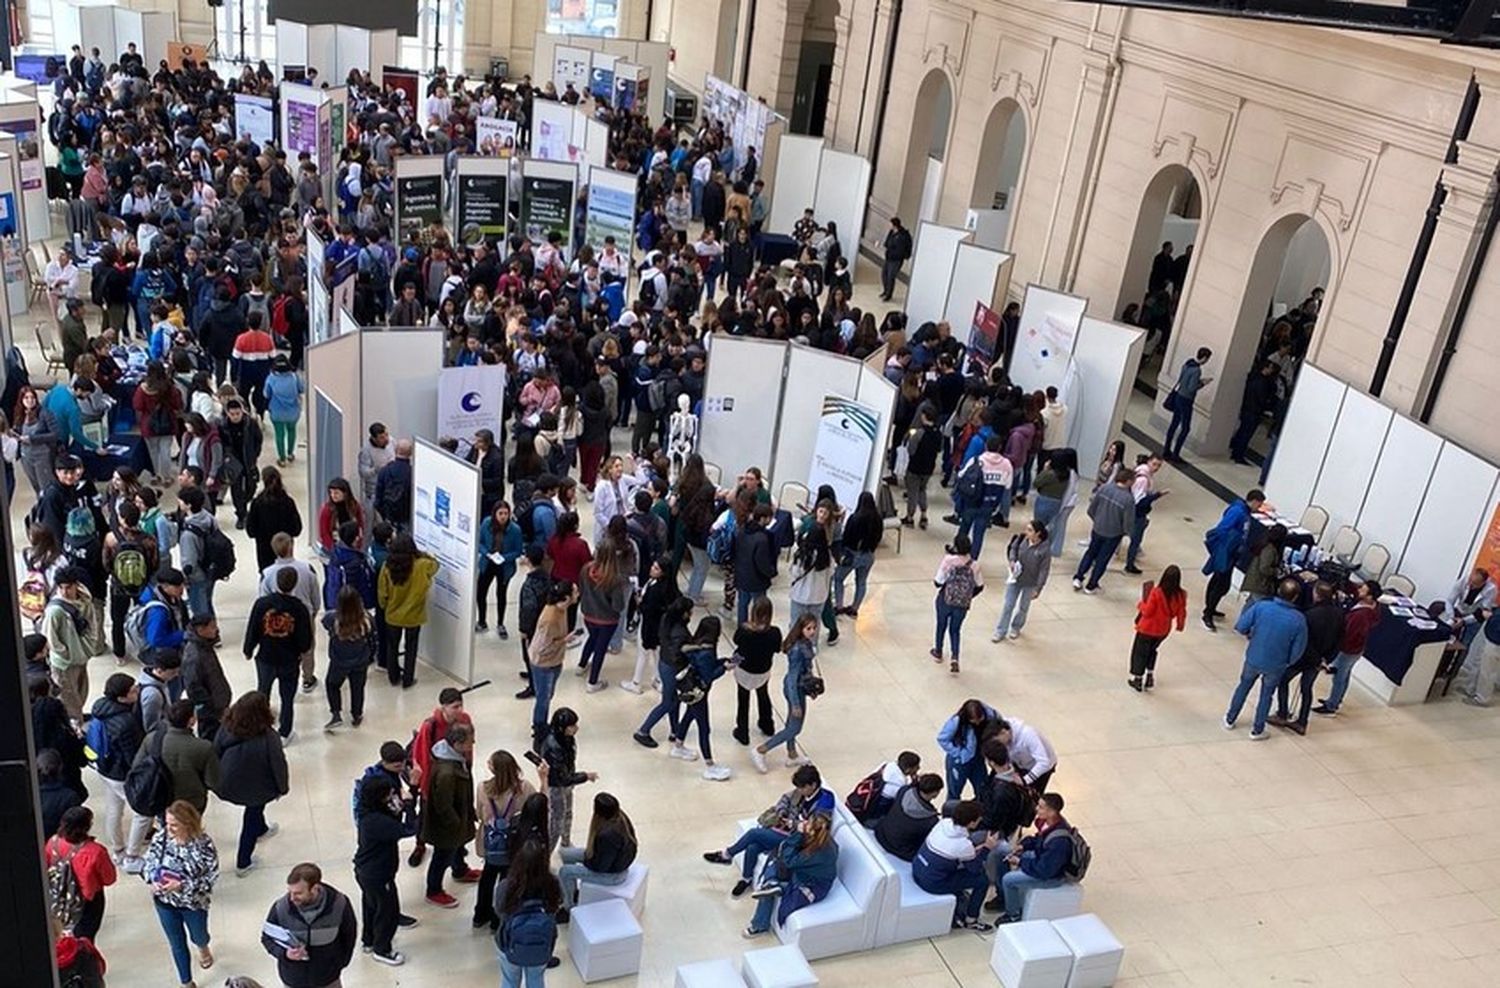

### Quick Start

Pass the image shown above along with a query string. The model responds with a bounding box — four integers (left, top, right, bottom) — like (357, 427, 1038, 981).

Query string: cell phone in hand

(1141, 580, 1154, 602)
(523, 750, 543, 766)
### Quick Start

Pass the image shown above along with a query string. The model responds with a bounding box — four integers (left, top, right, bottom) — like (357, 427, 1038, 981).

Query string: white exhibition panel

(768, 134, 824, 236)
(942, 244, 1012, 329)
(361, 330, 443, 444)
(304, 332, 364, 545)
(0, 144, 25, 320)
(412, 440, 479, 686)
(336, 26, 368, 79)
(1261, 364, 1346, 524)
(532, 100, 583, 163)
(699, 336, 787, 483)
(584, 117, 610, 171)
(813, 148, 872, 263)
(276, 21, 309, 67)
(1309, 389, 1392, 542)
(905, 222, 971, 331)
(855, 367, 900, 495)
(80, 7, 119, 61)
(1356, 413, 1443, 568)
(0, 97, 49, 244)
(1010, 284, 1087, 395)
(771, 347, 863, 491)
(369, 32, 399, 86)
(531, 33, 672, 117)
(1070, 318, 1146, 475)
(139, 12, 177, 66)
(1399, 444, 1499, 603)
(307, 25, 339, 79)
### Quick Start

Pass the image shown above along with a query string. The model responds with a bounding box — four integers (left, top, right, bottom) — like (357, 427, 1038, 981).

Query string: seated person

(703, 764, 834, 898)
(742, 814, 839, 939)
(874, 773, 943, 862)
(557, 792, 638, 914)
(912, 800, 998, 932)
(848, 750, 921, 825)
(995, 792, 1076, 922)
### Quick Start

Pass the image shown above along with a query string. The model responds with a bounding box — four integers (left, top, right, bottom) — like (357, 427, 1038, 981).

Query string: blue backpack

(325, 552, 377, 610)
(84, 716, 111, 764)
(499, 899, 557, 967)
(483, 794, 517, 867)
(706, 509, 737, 565)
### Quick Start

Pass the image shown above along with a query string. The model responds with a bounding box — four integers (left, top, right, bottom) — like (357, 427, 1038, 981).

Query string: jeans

(1072, 532, 1123, 589)
(762, 697, 805, 756)
(1276, 658, 1320, 725)
(957, 502, 998, 559)
(995, 583, 1037, 636)
(145, 434, 175, 482)
(1031, 494, 1061, 530)
(637, 658, 682, 739)
(558, 846, 630, 907)
(357, 871, 399, 954)
(904, 471, 931, 518)
(685, 544, 712, 600)
(917, 865, 990, 922)
(1165, 401, 1194, 458)
(1048, 504, 1075, 558)
(236, 803, 268, 869)
(679, 696, 714, 760)
(1225, 661, 1281, 733)
(501, 956, 547, 988)
(153, 901, 210, 985)
(426, 845, 470, 894)
(326, 664, 367, 718)
(881, 257, 903, 297)
(832, 550, 875, 610)
(737, 590, 767, 626)
(255, 658, 300, 737)
(580, 620, 619, 685)
(945, 754, 988, 801)
(934, 597, 968, 660)
(1125, 514, 1149, 568)
(385, 624, 421, 686)
(531, 664, 561, 737)
(1323, 651, 1359, 711)
(1000, 860, 1062, 918)
(727, 827, 789, 881)
(186, 578, 215, 619)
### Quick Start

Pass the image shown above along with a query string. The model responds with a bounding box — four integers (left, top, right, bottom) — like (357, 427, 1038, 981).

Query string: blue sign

(435, 487, 451, 528)
(590, 66, 615, 102)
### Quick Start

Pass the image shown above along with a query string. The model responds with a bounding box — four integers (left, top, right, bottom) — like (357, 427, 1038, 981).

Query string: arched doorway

(969, 99, 1027, 247)
(789, 0, 839, 136)
(1116, 165, 1201, 388)
(1209, 213, 1331, 460)
(897, 69, 954, 226)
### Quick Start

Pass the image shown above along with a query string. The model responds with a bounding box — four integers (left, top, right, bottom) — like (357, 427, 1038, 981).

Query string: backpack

(943, 560, 977, 609)
(517, 499, 542, 546)
(638, 272, 659, 309)
(544, 440, 568, 476)
(706, 509, 737, 565)
(146, 395, 176, 437)
(646, 377, 669, 413)
(63, 505, 100, 566)
(376, 470, 410, 524)
(84, 715, 112, 765)
(955, 458, 984, 503)
(46, 839, 85, 931)
(499, 898, 557, 967)
(124, 598, 168, 660)
(124, 727, 174, 816)
(19, 565, 50, 623)
(326, 553, 377, 610)
(1045, 825, 1092, 881)
(269, 295, 292, 338)
(185, 519, 237, 581)
(482, 794, 517, 868)
(110, 536, 151, 595)
(844, 767, 887, 824)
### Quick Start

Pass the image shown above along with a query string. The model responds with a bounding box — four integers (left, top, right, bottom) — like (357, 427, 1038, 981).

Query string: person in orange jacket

(1129, 565, 1188, 692)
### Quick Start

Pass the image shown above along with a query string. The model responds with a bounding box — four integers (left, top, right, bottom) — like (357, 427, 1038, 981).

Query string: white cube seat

(1051, 913, 1124, 988)
(578, 862, 651, 916)
(1021, 883, 1084, 921)
(675, 957, 749, 988)
(568, 899, 643, 982)
(741, 943, 819, 988)
(990, 919, 1074, 988)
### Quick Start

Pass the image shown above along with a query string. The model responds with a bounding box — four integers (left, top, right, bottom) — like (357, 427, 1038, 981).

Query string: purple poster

(285, 97, 318, 156)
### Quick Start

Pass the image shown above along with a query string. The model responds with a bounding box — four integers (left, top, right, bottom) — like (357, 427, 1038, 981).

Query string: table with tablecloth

(1362, 603, 1454, 685)
(80, 436, 153, 483)
(1247, 512, 1317, 556)
(108, 378, 140, 432)
(759, 233, 800, 268)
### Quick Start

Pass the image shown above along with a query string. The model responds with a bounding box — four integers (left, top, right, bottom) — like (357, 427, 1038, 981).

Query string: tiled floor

(10, 253, 1499, 987)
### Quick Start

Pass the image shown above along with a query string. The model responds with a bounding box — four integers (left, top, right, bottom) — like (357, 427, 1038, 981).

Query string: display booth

(412, 439, 480, 685)
(520, 160, 580, 261)
(280, 83, 336, 206)
(699, 337, 897, 500)
(1010, 284, 1088, 394)
(274, 20, 399, 83)
(942, 244, 1013, 330)
(584, 165, 637, 273)
(904, 223, 970, 330)
(0, 93, 48, 244)
(765, 137, 873, 256)
(0, 139, 29, 319)
(701, 75, 784, 183)
(531, 100, 586, 164)
(532, 33, 672, 119)
(452, 158, 511, 246)
(53, 2, 177, 66)
(393, 157, 445, 241)
(1069, 318, 1147, 474)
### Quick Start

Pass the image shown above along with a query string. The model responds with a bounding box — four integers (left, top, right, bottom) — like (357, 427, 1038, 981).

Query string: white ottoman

(989, 919, 1073, 988)
(1021, 883, 1084, 922)
(568, 899, 643, 982)
(676, 958, 749, 988)
(1051, 914, 1124, 988)
(578, 862, 651, 917)
(741, 943, 819, 988)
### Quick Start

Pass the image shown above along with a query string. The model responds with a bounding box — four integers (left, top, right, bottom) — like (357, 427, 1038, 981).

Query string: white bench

(990, 919, 1074, 988)
(837, 806, 955, 946)
(1051, 914, 1124, 988)
(675, 958, 749, 988)
(1020, 883, 1084, 922)
(578, 862, 650, 917)
(568, 899, 643, 982)
(741, 943, 819, 988)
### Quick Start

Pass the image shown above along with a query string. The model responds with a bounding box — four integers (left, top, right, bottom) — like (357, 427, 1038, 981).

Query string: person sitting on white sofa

(912, 800, 998, 933)
(874, 773, 943, 861)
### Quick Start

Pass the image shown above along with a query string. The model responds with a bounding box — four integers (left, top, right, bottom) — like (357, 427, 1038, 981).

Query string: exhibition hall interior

(6, 0, 1500, 986)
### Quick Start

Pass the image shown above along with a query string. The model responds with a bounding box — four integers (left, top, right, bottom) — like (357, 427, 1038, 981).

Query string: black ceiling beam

(1066, 1, 1500, 46)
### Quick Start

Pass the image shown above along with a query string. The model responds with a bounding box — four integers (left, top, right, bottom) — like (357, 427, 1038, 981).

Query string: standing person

(246, 466, 304, 574)
(545, 512, 593, 638)
(632, 595, 694, 751)
(750, 613, 819, 774)
(1128, 565, 1188, 692)
(259, 863, 359, 988)
(421, 722, 479, 910)
(156, 700, 221, 814)
(177, 488, 222, 620)
(675, 616, 735, 780)
(576, 540, 628, 692)
(244, 568, 314, 740)
(259, 534, 322, 694)
(180, 615, 231, 738)
(787, 526, 834, 647)
(492, 842, 563, 988)
(732, 598, 782, 746)
(932, 536, 984, 674)
(353, 775, 416, 966)
(673, 456, 718, 604)
(1200, 488, 1268, 632)
(324, 586, 378, 730)
(45, 806, 117, 941)
(514, 547, 553, 698)
(879, 217, 913, 302)
(133, 362, 181, 486)
(87, 673, 150, 874)
(937, 699, 1002, 799)
(142, 800, 219, 988)
(901, 407, 943, 530)
(1315, 580, 1382, 716)
(476, 502, 523, 639)
(1457, 608, 1500, 708)
(263, 355, 304, 467)
(1229, 361, 1278, 464)
(13, 385, 60, 496)
(540, 707, 599, 852)
(991, 522, 1051, 642)
(740, 814, 840, 939)
(1270, 581, 1345, 734)
(731, 503, 778, 626)
(527, 581, 574, 747)
(376, 534, 439, 689)
(954, 435, 1013, 561)
(1239, 523, 1287, 616)
(1164, 347, 1213, 462)
(44, 566, 101, 723)
(557, 793, 638, 912)
(1123, 453, 1168, 575)
(622, 555, 678, 695)
(473, 751, 544, 931)
(213, 692, 290, 877)
(1224, 578, 1309, 740)
(1031, 451, 1080, 558)
(356, 424, 394, 539)
(1070, 469, 1135, 595)
(103, 504, 158, 661)
(216, 400, 263, 529)
(832, 492, 882, 619)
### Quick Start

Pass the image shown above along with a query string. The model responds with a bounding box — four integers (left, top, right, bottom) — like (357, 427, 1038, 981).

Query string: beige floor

(10, 254, 1500, 988)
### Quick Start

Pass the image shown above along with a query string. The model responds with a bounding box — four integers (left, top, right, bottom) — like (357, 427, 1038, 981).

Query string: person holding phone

(142, 799, 219, 988)
(539, 707, 598, 852)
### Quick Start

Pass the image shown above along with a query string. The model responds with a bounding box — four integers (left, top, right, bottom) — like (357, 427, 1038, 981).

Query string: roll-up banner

(411, 439, 479, 686)
(475, 117, 518, 157)
(584, 165, 636, 268)
(438, 364, 508, 441)
(590, 54, 617, 101)
(281, 87, 321, 158)
(394, 157, 446, 241)
(614, 63, 649, 113)
(233, 93, 275, 147)
(807, 394, 881, 510)
(454, 158, 509, 246)
(520, 159, 578, 262)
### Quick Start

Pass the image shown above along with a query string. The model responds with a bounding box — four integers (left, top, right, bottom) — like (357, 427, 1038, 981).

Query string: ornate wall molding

(1150, 83, 1241, 180)
(1267, 128, 1381, 232)
(923, 3, 973, 79)
(989, 33, 1050, 108)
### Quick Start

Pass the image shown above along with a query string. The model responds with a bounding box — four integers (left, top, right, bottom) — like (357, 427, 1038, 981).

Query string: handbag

(798, 655, 826, 700)
(1162, 389, 1181, 414)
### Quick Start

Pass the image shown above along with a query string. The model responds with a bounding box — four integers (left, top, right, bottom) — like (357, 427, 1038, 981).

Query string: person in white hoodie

(1039, 387, 1069, 462)
(911, 800, 999, 932)
(994, 717, 1058, 793)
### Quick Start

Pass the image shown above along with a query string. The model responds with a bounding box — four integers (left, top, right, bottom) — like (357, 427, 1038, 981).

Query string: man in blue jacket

(996, 792, 1075, 922)
(1201, 488, 1268, 632)
(913, 800, 999, 932)
(1225, 578, 1308, 739)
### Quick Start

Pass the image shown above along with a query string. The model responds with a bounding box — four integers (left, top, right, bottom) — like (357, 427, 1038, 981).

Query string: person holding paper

(143, 800, 220, 987)
(260, 862, 358, 985)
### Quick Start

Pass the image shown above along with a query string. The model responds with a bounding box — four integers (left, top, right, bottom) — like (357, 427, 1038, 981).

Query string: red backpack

(270, 295, 292, 338)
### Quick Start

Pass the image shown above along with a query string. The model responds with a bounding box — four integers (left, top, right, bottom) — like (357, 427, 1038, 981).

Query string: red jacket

(45, 835, 117, 901)
(318, 500, 366, 551)
(1339, 602, 1381, 655)
(1135, 586, 1187, 637)
(546, 532, 594, 584)
(410, 708, 474, 798)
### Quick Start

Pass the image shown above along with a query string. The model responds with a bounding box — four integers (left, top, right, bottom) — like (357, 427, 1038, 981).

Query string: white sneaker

(703, 764, 732, 781)
(619, 680, 643, 695)
(235, 861, 257, 878)
(1008, 630, 1021, 640)
(574, 665, 588, 677)
(991, 631, 1004, 643)
(121, 856, 145, 875)
(1072, 578, 1083, 591)
(262, 823, 280, 840)
(585, 679, 610, 694)
(750, 749, 769, 774)
(670, 744, 700, 762)
(372, 950, 406, 966)
(1249, 729, 1268, 741)
(1222, 717, 1236, 731)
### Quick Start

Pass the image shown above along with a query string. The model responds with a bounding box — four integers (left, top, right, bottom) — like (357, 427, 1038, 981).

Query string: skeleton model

(668, 393, 699, 484)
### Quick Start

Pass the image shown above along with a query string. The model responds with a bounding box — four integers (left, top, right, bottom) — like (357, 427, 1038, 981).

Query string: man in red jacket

(406, 687, 479, 881)
(1314, 580, 1382, 716)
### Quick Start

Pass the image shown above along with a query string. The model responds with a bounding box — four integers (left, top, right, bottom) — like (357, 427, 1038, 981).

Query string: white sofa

(839, 807, 956, 945)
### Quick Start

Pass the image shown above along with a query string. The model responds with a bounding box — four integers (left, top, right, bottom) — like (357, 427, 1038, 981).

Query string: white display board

(1309, 389, 1392, 542)
(1356, 413, 1443, 568)
(233, 94, 276, 146)
(0, 144, 26, 320)
(855, 366, 899, 494)
(1010, 284, 1088, 394)
(412, 439, 480, 685)
(1399, 443, 1500, 602)
(361, 329, 443, 442)
(0, 96, 48, 244)
(808, 396, 882, 510)
(275, 20, 309, 68)
(583, 165, 637, 262)
(531, 101, 584, 164)
(553, 45, 593, 94)
(280, 86, 325, 163)
(942, 244, 1013, 329)
(771, 347, 863, 491)
(768, 134, 824, 236)
(308, 267, 331, 344)
(304, 331, 364, 545)
(583, 117, 610, 171)
(437, 365, 507, 441)
(532, 33, 672, 117)
(814, 148, 872, 263)
(1261, 364, 1346, 524)
(306, 25, 338, 79)
(699, 337, 788, 483)
(1070, 318, 1147, 474)
(904, 222, 970, 331)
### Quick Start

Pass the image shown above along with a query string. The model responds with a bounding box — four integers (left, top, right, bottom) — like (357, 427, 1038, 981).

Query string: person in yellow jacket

(376, 533, 439, 689)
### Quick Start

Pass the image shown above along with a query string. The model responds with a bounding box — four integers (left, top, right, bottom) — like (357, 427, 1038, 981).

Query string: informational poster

(589, 54, 617, 102)
(438, 365, 508, 441)
(329, 94, 348, 158)
(383, 66, 420, 108)
(233, 94, 276, 146)
(532, 102, 582, 164)
(412, 439, 480, 685)
(553, 45, 592, 95)
(968, 302, 1001, 362)
(166, 42, 202, 70)
(807, 395, 880, 509)
(1011, 283, 1088, 394)
(614, 64, 649, 113)
(317, 102, 334, 176)
(0, 192, 16, 236)
(455, 170, 509, 245)
(309, 266, 332, 344)
(584, 166, 636, 263)
(283, 93, 320, 156)
(0, 120, 42, 192)
(520, 161, 578, 260)
(475, 117, 518, 157)
(305, 229, 326, 290)
(394, 159, 445, 241)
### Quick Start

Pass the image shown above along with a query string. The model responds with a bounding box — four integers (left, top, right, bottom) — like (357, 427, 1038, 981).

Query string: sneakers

(1144, 673, 1154, 690)
(1249, 728, 1268, 741)
(703, 851, 733, 865)
(1312, 702, 1337, 716)
(1008, 630, 1021, 641)
(750, 749, 769, 774)
(751, 881, 785, 899)
(263, 822, 280, 840)
(1082, 585, 1097, 595)
(825, 632, 839, 647)
(619, 680, 644, 694)
(455, 868, 483, 883)
(408, 846, 427, 867)
(703, 763, 732, 781)
(1124, 565, 1144, 575)
(991, 631, 1004, 643)
(555, 907, 570, 925)
(474, 622, 489, 633)
(515, 686, 535, 699)
(324, 714, 343, 731)
(301, 676, 318, 693)
(669, 743, 700, 762)
(496, 625, 509, 640)
(1072, 578, 1084, 591)
(397, 914, 419, 929)
(732, 727, 751, 746)
(632, 732, 659, 749)
(950, 660, 960, 674)
(372, 951, 405, 967)
(731, 879, 752, 898)
(425, 891, 459, 909)
(743, 926, 769, 939)
(121, 856, 145, 875)
(954, 917, 994, 932)
(352, 714, 363, 727)
(1127, 677, 1143, 692)
(1201, 616, 1217, 633)
(235, 861, 257, 878)
(585, 679, 610, 693)
(1222, 717, 1236, 731)
(930, 648, 943, 662)
(786, 755, 813, 768)
(574, 664, 588, 677)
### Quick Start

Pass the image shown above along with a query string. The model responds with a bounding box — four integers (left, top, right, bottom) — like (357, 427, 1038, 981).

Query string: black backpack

(124, 727, 174, 817)
(638, 273, 659, 309)
(844, 767, 888, 823)
(185, 520, 237, 581)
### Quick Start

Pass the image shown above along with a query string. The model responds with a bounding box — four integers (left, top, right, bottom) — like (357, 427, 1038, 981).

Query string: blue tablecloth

(760, 233, 799, 268)
(1363, 604, 1453, 685)
(80, 435, 152, 483)
(109, 379, 139, 433)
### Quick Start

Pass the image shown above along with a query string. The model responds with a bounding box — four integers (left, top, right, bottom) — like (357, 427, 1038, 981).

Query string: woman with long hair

(991, 520, 1051, 642)
(21, 523, 66, 627)
(676, 616, 735, 780)
(622, 554, 679, 695)
(1239, 523, 1287, 614)
(473, 750, 545, 931)
(492, 841, 563, 988)
(142, 800, 219, 987)
(557, 792, 638, 912)
(673, 454, 717, 604)
(577, 541, 628, 691)
(1130, 565, 1188, 692)
(750, 614, 819, 774)
(245, 465, 303, 572)
(376, 533, 441, 688)
(353, 774, 412, 966)
(539, 707, 599, 852)
(507, 435, 547, 509)
(212, 691, 289, 875)
(476, 501, 524, 638)
(133, 360, 181, 486)
(787, 525, 834, 647)
(45, 806, 116, 940)
(13, 384, 59, 494)
(742, 813, 839, 939)
(732, 596, 782, 745)
(936, 698, 1001, 799)
(178, 413, 223, 506)
(317, 477, 364, 553)
(832, 492, 882, 620)
(325, 585, 377, 728)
